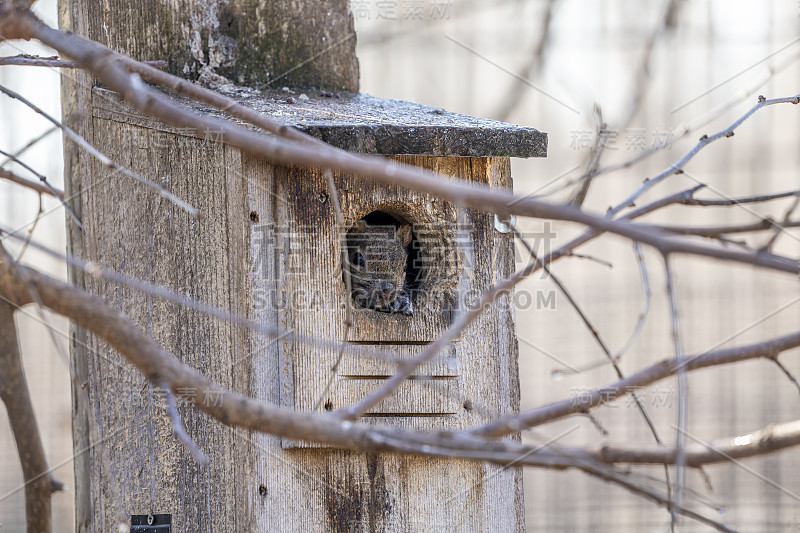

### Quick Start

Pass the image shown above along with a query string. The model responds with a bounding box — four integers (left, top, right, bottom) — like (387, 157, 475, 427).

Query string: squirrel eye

(351, 252, 365, 268)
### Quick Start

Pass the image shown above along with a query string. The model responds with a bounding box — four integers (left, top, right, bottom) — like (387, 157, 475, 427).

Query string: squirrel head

(346, 220, 413, 315)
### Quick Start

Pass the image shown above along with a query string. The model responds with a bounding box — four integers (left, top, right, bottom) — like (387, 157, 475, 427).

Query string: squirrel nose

(379, 281, 396, 296)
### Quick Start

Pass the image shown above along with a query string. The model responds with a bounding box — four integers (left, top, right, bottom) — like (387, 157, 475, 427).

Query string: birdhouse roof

(93, 87, 547, 158)
(235, 90, 547, 158)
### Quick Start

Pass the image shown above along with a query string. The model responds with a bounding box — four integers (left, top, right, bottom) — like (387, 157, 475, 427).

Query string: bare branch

(663, 254, 688, 527)
(0, 301, 64, 533)
(682, 189, 800, 207)
(564, 463, 734, 533)
(0, 147, 78, 227)
(569, 103, 606, 207)
(589, 47, 800, 182)
(0, 53, 165, 68)
(470, 329, 800, 438)
(654, 218, 800, 237)
(611, 242, 652, 362)
(12, 13, 797, 277)
(770, 357, 800, 396)
(493, 0, 558, 121)
(161, 382, 209, 464)
(15, 192, 42, 260)
(622, 0, 682, 126)
(591, 420, 800, 466)
(760, 193, 800, 251)
(0, 166, 61, 196)
(0, 125, 57, 167)
(608, 94, 800, 217)
(0, 82, 199, 219)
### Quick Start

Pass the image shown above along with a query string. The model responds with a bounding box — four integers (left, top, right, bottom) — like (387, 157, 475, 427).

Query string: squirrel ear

(397, 224, 412, 246)
(351, 220, 367, 233)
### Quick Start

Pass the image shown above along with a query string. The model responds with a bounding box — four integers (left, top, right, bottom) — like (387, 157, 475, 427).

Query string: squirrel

(345, 219, 414, 316)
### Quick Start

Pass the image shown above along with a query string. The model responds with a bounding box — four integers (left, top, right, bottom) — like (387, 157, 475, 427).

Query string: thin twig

(663, 254, 688, 528)
(493, 0, 559, 121)
(469, 328, 800, 438)
(589, 48, 800, 182)
(681, 189, 800, 207)
(553, 243, 651, 375)
(162, 382, 209, 464)
(0, 147, 79, 227)
(0, 53, 166, 68)
(760, 193, 800, 251)
(653, 218, 800, 237)
(0, 166, 61, 196)
(569, 103, 606, 207)
(583, 411, 608, 436)
(15, 192, 41, 260)
(380, 431, 733, 531)
(547, 456, 734, 532)
(612, 242, 652, 361)
(770, 357, 800, 396)
(608, 94, 800, 218)
(0, 82, 199, 219)
(0, 124, 57, 167)
(620, 0, 682, 127)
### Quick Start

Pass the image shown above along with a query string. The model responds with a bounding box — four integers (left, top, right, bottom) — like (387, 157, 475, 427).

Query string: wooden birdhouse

(239, 91, 547, 442)
(62, 1, 546, 531)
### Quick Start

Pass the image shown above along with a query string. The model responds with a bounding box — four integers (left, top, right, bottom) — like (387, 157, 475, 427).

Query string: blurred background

(1, 0, 799, 530)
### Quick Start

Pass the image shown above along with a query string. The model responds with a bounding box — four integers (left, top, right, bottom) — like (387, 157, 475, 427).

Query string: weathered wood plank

(59, 1, 95, 530)
(332, 379, 461, 415)
(79, 118, 251, 531)
(338, 344, 459, 378)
